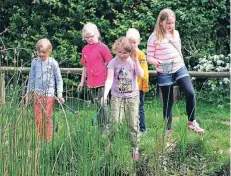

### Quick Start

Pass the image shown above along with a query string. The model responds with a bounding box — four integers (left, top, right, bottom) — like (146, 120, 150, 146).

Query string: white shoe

(188, 120, 205, 134)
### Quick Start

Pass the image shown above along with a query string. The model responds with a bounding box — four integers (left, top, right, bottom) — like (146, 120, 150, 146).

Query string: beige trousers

(108, 95, 140, 148)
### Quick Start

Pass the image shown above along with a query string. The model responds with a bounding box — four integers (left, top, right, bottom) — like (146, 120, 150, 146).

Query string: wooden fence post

(0, 73, 5, 105)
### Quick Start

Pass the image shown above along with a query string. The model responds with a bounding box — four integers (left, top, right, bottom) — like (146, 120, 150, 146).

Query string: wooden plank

(0, 67, 229, 78)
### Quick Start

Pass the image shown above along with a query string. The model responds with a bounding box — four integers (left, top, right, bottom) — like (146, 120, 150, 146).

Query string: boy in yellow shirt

(126, 28, 149, 134)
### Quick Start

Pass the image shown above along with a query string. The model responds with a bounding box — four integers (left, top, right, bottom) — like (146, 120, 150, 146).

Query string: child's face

(116, 47, 130, 62)
(37, 47, 50, 60)
(160, 16, 176, 34)
(84, 32, 99, 44)
(129, 38, 139, 49)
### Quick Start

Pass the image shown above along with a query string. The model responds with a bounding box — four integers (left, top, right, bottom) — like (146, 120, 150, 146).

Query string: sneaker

(165, 130, 172, 137)
(188, 120, 205, 134)
(132, 149, 140, 161)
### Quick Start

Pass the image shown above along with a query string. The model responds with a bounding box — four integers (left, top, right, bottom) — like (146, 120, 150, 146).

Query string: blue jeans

(139, 90, 146, 132)
(157, 66, 189, 86)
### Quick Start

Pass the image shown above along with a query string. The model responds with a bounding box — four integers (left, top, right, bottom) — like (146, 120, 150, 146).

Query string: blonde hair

(112, 36, 137, 59)
(82, 22, 100, 40)
(36, 38, 52, 52)
(154, 8, 176, 44)
(126, 28, 140, 41)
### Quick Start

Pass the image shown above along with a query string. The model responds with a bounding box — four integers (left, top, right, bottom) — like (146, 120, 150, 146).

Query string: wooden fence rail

(0, 67, 229, 105)
(0, 67, 230, 78)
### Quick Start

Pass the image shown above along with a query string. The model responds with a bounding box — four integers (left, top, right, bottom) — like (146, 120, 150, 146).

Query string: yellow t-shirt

(137, 49, 149, 92)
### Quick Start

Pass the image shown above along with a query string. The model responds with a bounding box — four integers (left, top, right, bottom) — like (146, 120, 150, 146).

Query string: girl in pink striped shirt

(147, 9, 204, 136)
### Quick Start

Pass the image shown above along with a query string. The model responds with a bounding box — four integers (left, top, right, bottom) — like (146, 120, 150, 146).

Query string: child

(77, 22, 113, 130)
(147, 8, 204, 137)
(101, 36, 144, 160)
(26, 38, 65, 142)
(126, 28, 149, 134)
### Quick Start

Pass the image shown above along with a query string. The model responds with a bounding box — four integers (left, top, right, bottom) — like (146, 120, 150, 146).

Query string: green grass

(0, 94, 229, 175)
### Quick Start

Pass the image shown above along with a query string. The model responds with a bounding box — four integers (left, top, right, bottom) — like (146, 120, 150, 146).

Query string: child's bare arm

(77, 67, 86, 92)
(133, 56, 144, 78)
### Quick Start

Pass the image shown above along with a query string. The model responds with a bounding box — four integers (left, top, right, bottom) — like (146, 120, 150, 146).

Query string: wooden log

(0, 67, 229, 78)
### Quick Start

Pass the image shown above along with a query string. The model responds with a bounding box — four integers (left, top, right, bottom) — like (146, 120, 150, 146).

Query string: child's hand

(147, 57, 160, 67)
(154, 60, 160, 67)
(131, 52, 138, 62)
(100, 97, 107, 105)
(77, 82, 84, 92)
(58, 97, 65, 104)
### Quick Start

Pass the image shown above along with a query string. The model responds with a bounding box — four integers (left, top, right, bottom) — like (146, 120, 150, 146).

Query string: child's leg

(124, 95, 139, 149)
(97, 87, 109, 128)
(176, 76, 196, 122)
(139, 90, 146, 132)
(89, 87, 108, 131)
(44, 96, 54, 141)
(34, 94, 54, 141)
(107, 95, 123, 143)
(34, 93, 44, 140)
(160, 85, 174, 130)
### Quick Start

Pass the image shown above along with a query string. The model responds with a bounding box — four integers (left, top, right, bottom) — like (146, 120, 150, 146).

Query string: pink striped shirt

(147, 30, 185, 73)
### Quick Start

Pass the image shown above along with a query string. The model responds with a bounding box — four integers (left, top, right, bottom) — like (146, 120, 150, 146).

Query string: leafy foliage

(1, 0, 229, 102)
(192, 54, 230, 106)
(1, 0, 230, 68)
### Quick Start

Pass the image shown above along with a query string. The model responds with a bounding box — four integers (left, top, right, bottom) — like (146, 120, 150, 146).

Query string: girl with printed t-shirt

(101, 36, 144, 161)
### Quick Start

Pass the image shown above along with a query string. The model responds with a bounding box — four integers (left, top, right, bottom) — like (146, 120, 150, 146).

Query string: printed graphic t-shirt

(107, 56, 139, 98)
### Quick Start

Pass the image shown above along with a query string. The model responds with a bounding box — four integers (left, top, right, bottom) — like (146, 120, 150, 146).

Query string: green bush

(193, 54, 230, 106)
(1, 0, 229, 101)
(1, 0, 229, 67)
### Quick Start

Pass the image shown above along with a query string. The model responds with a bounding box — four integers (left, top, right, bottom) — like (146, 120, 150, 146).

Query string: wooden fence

(0, 67, 229, 104)
(0, 67, 229, 78)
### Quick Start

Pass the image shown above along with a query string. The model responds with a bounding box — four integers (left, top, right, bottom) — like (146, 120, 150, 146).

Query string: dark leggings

(89, 87, 109, 129)
(160, 76, 196, 130)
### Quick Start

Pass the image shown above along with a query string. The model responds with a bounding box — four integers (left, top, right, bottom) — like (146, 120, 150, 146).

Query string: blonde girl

(78, 22, 113, 130)
(147, 8, 204, 137)
(26, 38, 64, 141)
(102, 36, 144, 160)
